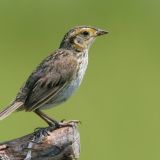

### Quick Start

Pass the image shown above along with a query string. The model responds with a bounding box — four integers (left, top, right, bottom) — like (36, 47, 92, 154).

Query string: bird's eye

(82, 31, 89, 36)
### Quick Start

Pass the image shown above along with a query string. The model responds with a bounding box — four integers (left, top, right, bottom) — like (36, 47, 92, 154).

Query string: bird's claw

(58, 120, 81, 127)
(31, 120, 80, 143)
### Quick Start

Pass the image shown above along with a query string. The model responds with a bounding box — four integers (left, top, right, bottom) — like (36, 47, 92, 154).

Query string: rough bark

(0, 122, 80, 160)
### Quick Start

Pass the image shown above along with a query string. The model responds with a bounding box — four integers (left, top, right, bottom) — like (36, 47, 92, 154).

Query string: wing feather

(23, 50, 78, 111)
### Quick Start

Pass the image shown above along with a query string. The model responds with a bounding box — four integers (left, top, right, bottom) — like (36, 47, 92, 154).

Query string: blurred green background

(0, 0, 160, 159)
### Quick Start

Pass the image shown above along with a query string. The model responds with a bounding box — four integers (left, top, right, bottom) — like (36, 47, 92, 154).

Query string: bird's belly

(42, 76, 83, 109)
(56, 77, 82, 103)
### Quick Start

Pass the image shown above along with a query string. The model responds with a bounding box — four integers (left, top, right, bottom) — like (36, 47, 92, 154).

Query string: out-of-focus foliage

(0, 0, 160, 159)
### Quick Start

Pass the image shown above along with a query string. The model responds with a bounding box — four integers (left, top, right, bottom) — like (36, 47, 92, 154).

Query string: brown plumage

(0, 26, 108, 126)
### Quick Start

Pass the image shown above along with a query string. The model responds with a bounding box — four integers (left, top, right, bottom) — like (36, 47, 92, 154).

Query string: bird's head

(60, 26, 108, 52)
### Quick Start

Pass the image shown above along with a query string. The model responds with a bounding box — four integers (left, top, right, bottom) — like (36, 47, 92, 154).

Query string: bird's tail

(0, 102, 23, 120)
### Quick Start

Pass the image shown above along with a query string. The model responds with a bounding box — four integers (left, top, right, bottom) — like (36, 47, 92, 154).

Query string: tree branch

(0, 122, 80, 160)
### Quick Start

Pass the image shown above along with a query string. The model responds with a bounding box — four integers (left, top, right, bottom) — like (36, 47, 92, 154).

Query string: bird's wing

(22, 50, 78, 111)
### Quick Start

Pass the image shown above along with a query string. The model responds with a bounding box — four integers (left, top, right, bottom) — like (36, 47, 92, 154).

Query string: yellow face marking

(71, 28, 97, 37)
(70, 27, 97, 51)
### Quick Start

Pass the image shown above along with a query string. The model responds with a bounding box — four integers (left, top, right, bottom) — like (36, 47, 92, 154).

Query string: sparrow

(0, 26, 108, 127)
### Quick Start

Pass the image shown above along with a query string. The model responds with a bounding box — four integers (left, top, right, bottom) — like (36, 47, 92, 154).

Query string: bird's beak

(96, 29, 109, 36)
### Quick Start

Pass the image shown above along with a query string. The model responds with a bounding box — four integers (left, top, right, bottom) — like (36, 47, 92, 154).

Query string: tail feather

(0, 102, 23, 120)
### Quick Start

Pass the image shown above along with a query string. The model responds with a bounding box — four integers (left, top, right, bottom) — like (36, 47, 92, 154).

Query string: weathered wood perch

(0, 122, 80, 160)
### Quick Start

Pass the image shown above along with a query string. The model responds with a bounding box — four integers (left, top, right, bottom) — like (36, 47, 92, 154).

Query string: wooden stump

(0, 122, 80, 160)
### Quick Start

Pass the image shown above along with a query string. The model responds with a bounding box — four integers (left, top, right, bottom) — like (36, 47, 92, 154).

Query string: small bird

(0, 26, 108, 127)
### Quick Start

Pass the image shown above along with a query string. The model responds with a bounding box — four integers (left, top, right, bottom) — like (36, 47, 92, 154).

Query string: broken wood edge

(0, 122, 80, 160)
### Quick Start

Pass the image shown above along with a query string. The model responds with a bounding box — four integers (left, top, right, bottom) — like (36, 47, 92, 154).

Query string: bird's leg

(34, 109, 59, 127)
(32, 109, 60, 143)
(35, 109, 80, 127)
(33, 110, 80, 143)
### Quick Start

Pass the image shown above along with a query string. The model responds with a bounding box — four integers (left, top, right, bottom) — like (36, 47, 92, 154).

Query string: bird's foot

(48, 119, 81, 128)
(57, 120, 81, 127)
(31, 120, 80, 143)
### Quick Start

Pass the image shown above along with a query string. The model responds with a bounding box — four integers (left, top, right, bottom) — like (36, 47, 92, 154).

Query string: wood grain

(0, 122, 80, 160)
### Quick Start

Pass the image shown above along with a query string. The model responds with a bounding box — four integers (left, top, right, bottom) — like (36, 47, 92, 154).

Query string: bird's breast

(61, 51, 88, 99)
(43, 51, 88, 109)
